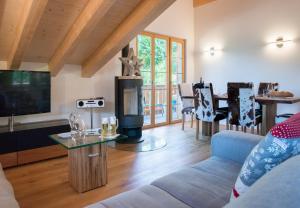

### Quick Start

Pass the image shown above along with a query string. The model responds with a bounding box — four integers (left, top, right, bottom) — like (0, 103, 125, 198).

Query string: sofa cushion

(232, 113, 300, 199)
(151, 157, 241, 208)
(0, 178, 15, 196)
(0, 163, 15, 196)
(0, 163, 19, 208)
(0, 196, 20, 208)
(86, 185, 191, 208)
(225, 155, 300, 208)
(211, 130, 262, 165)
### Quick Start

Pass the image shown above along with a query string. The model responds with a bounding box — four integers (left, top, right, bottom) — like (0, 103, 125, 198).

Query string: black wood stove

(115, 76, 144, 143)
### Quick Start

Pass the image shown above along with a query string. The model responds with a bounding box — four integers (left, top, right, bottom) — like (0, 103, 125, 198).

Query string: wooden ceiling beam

(7, 0, 48, 69)
(193, 0, 216, 8)
(0, 0, 6, 32)
(81, 0, 176, 77)
(49, 0, 116, 76)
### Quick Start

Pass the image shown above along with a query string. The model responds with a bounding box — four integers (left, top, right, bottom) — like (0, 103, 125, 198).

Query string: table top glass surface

(49, 130, 128, 150)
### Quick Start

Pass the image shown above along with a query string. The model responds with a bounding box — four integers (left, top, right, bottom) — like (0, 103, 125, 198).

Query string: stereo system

(76, 97, 105, 109)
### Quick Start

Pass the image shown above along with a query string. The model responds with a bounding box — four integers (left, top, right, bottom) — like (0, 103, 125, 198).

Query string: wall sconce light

(209, 47, 215, 56)
(268, 37, 293, 48)
(203, 47, 221, 56)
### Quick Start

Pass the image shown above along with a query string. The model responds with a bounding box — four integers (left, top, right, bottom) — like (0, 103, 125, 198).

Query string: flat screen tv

(0, 70, 51, 117)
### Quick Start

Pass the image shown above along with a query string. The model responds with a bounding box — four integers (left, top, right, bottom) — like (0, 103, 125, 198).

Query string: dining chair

(193, 83, 228, 138)
(178, 83, 195, 130)
(227, 82, 262, 134)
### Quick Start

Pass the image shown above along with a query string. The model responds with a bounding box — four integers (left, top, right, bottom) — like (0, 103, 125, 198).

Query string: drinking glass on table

(109, 116, 119, 136)
(69, 112, 85, 137)
(101, 117, 109, 137)
(74, 115, 86, 136)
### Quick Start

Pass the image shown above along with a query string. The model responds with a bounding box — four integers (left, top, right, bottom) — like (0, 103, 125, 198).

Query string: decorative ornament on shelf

(119, 48, 143, 76)
(69, 112, 86, 137)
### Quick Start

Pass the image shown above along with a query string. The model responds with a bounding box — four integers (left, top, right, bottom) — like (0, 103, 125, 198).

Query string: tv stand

(0, 119, 70, 168)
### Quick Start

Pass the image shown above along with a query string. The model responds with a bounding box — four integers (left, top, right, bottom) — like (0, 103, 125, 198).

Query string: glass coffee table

(49, 132, 127, 193)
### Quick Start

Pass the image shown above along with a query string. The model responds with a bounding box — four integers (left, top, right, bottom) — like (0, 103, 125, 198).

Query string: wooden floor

(4, 123, 211, 208)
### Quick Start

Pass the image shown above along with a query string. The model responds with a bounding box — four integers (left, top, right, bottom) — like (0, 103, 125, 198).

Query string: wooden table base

(202, 121, 212, 136)
(262, 103, 277, 135)
(68, 144, 107, 193)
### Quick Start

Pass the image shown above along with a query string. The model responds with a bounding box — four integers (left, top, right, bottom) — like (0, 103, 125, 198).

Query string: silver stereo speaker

(76, 97, 105, 109)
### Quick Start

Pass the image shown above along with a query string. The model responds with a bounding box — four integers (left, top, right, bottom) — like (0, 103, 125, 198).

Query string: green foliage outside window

(137, 34, 183, 86)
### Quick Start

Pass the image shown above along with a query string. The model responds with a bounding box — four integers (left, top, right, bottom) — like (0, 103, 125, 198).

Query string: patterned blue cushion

(232, 132, 300, 198)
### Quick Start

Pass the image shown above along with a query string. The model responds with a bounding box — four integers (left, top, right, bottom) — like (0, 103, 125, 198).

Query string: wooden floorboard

(4, 123, 211, 208)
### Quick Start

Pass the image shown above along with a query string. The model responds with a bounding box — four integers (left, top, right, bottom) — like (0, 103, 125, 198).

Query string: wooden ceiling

(0, 0, 175, 77)
(193, 0, 216, 8)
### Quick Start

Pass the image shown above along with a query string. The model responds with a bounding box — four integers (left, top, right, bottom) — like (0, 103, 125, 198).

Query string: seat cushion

(182, 107, 194, 114)
(225, 155, 300, 208)
(86, 185, 191, 208)
(151, 157, 241, 208)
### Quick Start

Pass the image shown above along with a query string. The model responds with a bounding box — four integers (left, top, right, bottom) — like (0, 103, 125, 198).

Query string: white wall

(146, 0, 195, 83)
(194, 0, 300, 114)
(0, 0, 195, 127)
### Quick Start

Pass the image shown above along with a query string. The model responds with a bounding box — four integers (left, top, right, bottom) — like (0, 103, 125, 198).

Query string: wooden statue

(119, 48, 143, 76)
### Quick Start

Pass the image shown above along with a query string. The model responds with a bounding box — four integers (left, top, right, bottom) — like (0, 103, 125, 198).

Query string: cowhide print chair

(227, 82, 262, 134)
(178, 83, 195, 130)
(193, 83, 228, 138)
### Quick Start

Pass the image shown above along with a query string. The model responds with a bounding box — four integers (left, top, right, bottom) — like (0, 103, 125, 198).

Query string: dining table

(212, 94, 300, 135)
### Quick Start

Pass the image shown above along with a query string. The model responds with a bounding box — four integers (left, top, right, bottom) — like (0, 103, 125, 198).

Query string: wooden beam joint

(7, 0, 48, 69)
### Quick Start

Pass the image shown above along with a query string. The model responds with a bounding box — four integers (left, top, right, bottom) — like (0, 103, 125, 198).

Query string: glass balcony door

(137, 34, 152, 126)
(137, 32, 184, 128)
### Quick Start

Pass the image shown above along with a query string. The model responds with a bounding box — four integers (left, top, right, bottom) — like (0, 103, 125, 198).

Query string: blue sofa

(88, 130, 300, 208)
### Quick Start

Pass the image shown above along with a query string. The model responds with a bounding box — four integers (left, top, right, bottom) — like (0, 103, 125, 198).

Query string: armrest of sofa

(225, 155, 300, 208)
(211, 130, 263, 165)
(0, 163, 19, 208)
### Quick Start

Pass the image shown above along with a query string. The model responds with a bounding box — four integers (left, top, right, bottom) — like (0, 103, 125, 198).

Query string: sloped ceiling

(0, 0, 176, 77)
